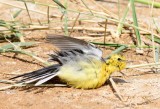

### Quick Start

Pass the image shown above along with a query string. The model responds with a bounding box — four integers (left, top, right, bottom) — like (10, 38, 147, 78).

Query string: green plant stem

(116, 1, 131, 36)
(134, 0, 160, 8)
(105, 45, 128, 60)
(131, 0, 141, 46)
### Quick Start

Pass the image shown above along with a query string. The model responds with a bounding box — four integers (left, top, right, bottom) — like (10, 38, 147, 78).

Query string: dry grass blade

(8, 49, 50, 66)
(0, 79, 15, 84)
(103, 19, 107, 46)
(0, 83, 24, 91)
(0, 42, 36, 50)
(81, 0, 93, 15)
(69, 13, 80, 36)
(0, 42, 50, 66)
(23, 1, 32, 23)
(109, 78, 124, 101)
(127, 62, 160, 69)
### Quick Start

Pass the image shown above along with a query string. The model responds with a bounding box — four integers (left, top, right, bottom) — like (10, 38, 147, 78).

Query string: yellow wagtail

(10, 35, 126, 89)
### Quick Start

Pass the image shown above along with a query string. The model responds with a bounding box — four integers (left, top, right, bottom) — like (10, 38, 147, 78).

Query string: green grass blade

(116, 1, 131, 36)
(105, 45, 128, 60)
(155, 47, 159, 62)
(131, 0, 141, 46)
(146, 35, 160, 44)
(13, 9, 23, 18)
(0, 42, 37, 50)
(91, 42, 126, 47)
(52, 0, 66, 9)
(153, 18, 160, 33)
(81, 0, 93, 15)
(134, 0, 160, 8)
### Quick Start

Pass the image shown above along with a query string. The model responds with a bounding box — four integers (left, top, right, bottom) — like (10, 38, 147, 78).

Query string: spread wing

(47, 34, 102, 58)
(10, 49, 95, 86)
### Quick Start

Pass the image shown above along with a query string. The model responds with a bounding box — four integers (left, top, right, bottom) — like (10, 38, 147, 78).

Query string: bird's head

(106, 54, 126, 71)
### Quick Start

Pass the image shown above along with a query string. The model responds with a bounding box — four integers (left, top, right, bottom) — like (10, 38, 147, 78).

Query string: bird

(10, 35, 126, 89)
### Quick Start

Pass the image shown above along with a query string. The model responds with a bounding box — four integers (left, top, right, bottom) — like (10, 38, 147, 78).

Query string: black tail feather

(10, 64, 60, 84)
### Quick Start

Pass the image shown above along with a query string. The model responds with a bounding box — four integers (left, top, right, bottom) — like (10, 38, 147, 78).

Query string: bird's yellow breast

(58, 60, 111, 89)
(58, 54, 126, 89)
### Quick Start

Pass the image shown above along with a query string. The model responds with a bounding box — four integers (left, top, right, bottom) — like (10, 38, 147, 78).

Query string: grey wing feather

(47, 34, 103, 58)
(47, 34, 88, 50)
(49, 49, 84, 64)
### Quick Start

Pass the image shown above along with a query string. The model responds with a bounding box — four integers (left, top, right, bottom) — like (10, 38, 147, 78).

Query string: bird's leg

(109, 77, 124, 101)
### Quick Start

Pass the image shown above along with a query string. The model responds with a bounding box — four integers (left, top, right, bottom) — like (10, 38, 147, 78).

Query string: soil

(0, 0, 160, 109)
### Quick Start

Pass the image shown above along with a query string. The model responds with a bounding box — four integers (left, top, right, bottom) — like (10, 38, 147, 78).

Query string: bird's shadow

(105, 77, 128, 85)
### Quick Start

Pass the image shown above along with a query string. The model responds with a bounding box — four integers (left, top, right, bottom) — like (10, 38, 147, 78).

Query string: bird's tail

(10, 64, 60, 86)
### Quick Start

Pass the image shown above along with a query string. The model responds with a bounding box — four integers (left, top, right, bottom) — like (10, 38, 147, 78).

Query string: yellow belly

(58, 62, 110, 89)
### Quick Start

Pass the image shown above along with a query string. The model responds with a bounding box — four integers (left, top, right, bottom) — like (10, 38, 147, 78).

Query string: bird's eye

(117, 58, 121, 61)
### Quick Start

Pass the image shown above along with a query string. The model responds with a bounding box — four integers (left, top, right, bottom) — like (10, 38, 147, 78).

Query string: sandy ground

(0, 0, 160, 109)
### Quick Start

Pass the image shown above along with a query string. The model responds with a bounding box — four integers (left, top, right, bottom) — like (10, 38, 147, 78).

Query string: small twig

(91, 0, 117, 19)
(0, 25, 155, 36)
(81, 0, 94, 15)
(104, 19, 108, 46)
(69, 13, 80, 36)
(0, 79, 14, 84)
(0, 83, 24, 91)
(109, 78, 124, 101)
(0, 26, 49, 32)
(24, 1, 32, 23)
(16, 50, 50, 66)
(1, 49, 50, 66)
(51, 26, 111, 32)
(47, 6, 50, 24)
(127, 62, 160, 69)
(4, 37, 20, 50)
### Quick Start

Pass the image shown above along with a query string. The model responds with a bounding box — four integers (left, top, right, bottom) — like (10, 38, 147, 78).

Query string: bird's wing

(10, 50, 86, 85)
(49, 49, 85, 64)
(47, 34, 103, 58)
